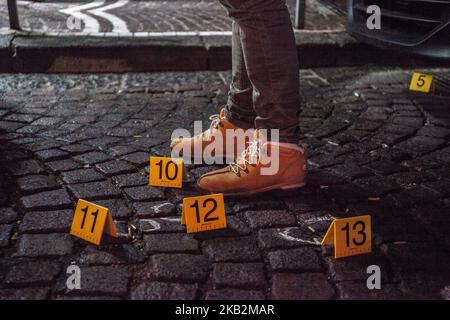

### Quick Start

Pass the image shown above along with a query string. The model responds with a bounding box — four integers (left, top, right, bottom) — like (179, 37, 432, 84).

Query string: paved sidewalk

(0, 67, 449, 300)
(0, 0, 344, 34)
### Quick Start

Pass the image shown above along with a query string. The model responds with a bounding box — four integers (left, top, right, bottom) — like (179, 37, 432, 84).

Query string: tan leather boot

(197, 133, 307, 196)
(170, 108, 250, 163)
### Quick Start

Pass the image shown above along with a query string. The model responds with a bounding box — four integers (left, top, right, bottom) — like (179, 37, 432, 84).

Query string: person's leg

(170, 18, 256, 163)
(197, 0, 306, 195)
(219, 0, 301, 143)
(224, 21, 257, 130)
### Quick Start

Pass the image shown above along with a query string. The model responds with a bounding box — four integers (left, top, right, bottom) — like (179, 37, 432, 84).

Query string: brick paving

(0, 0, 344, 33)
(0, 68, 450, 300)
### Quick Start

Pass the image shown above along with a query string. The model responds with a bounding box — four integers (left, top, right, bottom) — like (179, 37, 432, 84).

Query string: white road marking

(139, 219, 161, 232)
(152, 202, 173, 213)
(278, 228, 320, 245)
(88, 0, 130, 33)
(59, 1, 106, 33)
(160, 217, 182, 222)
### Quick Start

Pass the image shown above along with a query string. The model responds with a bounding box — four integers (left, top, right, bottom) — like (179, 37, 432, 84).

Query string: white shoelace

(230, 139, 260, 174)
(203, 114, 222, 140)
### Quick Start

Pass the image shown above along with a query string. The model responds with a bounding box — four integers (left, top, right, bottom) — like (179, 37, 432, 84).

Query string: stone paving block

(337, 281, 404, 300)
(205, 289, 265, 300)
(19, 209, 73, 234)
(0, 121, 25, 131)
(231, 199, 285, 214)
(149, 254, 210, 282)
(307, 169, 348, 186)
(386, 187, 440, 208)
(31, 116, 63, 126)
(121, 152, 150, 167)
(68, 180, 122, 200)
(202, 236, 261, 262)
(244, 210, 297, 229)
(107, 126, 145, 137)
(396, 136, 446, 155)
(95, 199, 132, 219)
(1, 149, 30, 162)
(326, 253, 391, 282)
(4, 113, 41, 123)
(108, 145, 138, 157)
(46, 159, 82, 172)
(193, 216, 251, 240)
(72, 266, 131, 297)
(16, 174, 59, 194)
(73, 151, 111, 165)
(124, 185, 165, 201)
(0, 207, 18, 224)
(111, 172, 148, 188)
(354, 175, 400, 197)
(9, 159, 45, 176)
(366, 159, 405, 175)
(0, 224, 13, 247)
(0, 287, 50, 300)
(60, 168, 105, 184)
(390, 171, 435, 186)
(417, 126, 450, 139)
(60, 144, 94, 154)
(392, 116, 423, 127)
(258, 227, 318, 251)
(20, 189, 72, 210)
(422, 179, 450, 197)
(271, 273, 335, 300)
(95, 160, 136, 176)
(144, 233, 198, 254)
(80, 244, 146, 265)
(331, 164, 372, 180)
(35, 148, 69, 162)
(381, 243, 450, 273)
(0, 194, 8, 207)
(16, 233, 73, 257)
(369, 147, 411, 162)
(4, 261, 61, 285)
(24, 140, 63, 152)
(267, 247, 322, 272)
(212, 263, 266, 290)
(83, 137, 122, 149)
(373, 213, 433, 243)
(397, 272, 450, 299)
(131, 281, 198, 300)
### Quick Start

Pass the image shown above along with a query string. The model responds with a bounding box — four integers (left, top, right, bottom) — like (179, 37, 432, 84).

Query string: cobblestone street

(0, 67, 449, 300)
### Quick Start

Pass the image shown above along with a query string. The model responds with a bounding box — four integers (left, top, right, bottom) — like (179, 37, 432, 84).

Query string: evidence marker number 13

(322, 215, 372, 259)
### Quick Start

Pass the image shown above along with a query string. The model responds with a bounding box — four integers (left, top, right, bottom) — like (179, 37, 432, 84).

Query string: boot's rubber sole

(197, 181, 306, 197)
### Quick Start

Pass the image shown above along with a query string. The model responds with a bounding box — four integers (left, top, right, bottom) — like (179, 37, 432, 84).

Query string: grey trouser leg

(220, 0, 300, 143)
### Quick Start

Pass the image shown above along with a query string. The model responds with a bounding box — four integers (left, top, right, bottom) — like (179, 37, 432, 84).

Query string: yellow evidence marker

(409, 72, 434, 93)
(70, 199, 118, 246)
(321, 215, 372, 259)
(149, 157, 184, 189)
(181, 194, 227, 233)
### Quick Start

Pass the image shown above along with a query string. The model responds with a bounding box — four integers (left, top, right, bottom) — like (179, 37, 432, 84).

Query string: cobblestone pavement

(0, 0, 344, 33)
(0, 67, 450, 300)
